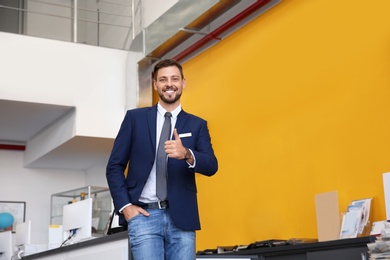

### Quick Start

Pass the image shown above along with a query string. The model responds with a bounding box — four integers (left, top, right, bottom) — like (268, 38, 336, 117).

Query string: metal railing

(0, 0, 142, 50)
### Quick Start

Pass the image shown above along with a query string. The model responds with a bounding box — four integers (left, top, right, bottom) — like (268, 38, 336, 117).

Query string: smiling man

(106, 59, 218, 260)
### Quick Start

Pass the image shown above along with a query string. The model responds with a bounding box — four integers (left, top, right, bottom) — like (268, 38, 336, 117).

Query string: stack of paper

(340, 198, 372, 239)
(366, 223, 390, 259)
(367, 238, 390, 259)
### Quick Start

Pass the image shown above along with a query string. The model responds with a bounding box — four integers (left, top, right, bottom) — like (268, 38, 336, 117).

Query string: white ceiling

(0, 100, 114, 170)
(0, 100, 73, 144)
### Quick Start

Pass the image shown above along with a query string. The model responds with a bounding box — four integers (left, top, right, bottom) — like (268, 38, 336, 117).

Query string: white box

(48, 225, 63, 249)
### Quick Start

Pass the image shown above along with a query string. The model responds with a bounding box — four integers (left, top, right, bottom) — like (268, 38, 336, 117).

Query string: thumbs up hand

(165, 128, 186, 160)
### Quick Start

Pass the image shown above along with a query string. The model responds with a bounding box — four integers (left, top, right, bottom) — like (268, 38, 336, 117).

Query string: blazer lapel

(147, 105, 158, 150)
(175, 110, 189, 134)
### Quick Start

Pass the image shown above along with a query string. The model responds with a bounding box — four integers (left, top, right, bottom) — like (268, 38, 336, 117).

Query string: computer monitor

(0, 231, 13, 260)
(14, 220, 31, 246)
(62, 198, 92, 244)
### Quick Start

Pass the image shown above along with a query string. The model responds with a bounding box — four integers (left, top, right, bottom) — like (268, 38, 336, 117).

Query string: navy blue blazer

(106, 105, 218, 231)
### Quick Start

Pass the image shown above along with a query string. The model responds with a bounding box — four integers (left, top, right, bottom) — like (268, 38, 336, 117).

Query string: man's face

(153, 66, 185, 105)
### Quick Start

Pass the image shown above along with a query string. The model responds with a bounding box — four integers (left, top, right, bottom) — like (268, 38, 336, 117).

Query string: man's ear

(153, 80, 157, 91)
(182, 79, 186, 89)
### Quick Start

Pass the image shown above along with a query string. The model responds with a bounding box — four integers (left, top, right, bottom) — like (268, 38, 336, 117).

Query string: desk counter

(198, 236, 375, 260)
(22, 234, 374, 260)
(22, 232, 129, 260)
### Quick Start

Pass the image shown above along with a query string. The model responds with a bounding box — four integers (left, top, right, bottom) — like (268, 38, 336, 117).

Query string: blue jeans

(127, 208, 196, 260)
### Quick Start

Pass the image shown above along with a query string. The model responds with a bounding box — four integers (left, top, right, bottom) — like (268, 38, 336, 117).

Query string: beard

(158, 86, 182, 104)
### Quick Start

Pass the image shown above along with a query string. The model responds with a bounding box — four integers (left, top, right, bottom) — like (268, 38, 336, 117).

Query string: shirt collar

(157, 103, 182, 118)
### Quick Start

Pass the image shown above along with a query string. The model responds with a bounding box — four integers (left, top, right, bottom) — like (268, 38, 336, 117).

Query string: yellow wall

(153, 0, 390, 251)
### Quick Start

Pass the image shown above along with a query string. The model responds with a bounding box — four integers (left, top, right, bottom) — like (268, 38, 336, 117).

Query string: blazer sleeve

(192, 120, 218, 176)
(106, 111, 133, 212)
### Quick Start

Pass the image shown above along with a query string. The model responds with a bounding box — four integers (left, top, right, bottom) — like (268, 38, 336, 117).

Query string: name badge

(179, 132, 192, 138)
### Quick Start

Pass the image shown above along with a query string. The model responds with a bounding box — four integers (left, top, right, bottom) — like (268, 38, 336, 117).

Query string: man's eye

(159, 78, 167, 83)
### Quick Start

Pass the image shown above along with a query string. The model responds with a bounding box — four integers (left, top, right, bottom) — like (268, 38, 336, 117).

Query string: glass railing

(0, 0, 142, 50)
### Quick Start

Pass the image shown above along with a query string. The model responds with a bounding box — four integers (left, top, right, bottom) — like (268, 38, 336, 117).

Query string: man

(106, 59, 218, 260)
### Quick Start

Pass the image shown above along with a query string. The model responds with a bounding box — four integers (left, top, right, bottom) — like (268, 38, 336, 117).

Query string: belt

(145, 200, 169, 209)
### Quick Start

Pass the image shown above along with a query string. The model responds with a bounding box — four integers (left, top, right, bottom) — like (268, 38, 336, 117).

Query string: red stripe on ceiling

(173, 0, 271, 62)
(0, 144, 26, 151)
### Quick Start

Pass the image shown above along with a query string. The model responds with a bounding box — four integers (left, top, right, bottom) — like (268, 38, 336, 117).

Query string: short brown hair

(152, 59, 184, 81)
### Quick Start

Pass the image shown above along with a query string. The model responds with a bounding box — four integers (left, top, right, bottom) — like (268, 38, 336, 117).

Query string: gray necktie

(156, 112, 172, 200)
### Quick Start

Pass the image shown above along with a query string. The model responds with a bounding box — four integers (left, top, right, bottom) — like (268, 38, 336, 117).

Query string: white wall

(0, 32, 129, 169)
(0, 32, 128, 139)
(0, 32, 127, 244)
(86, 163, 109, 187)
(0, 150, 88, 244)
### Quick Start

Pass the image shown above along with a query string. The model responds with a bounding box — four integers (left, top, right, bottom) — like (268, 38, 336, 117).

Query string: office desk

(22, 234, 374, 260)
(198, 236, 374, 260)
(22, 232, 129, 260)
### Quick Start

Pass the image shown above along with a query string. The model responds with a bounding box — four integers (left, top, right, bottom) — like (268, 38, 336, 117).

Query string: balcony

(0, 0, 140, 50)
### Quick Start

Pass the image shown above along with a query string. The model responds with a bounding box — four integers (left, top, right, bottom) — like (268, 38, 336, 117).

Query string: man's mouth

(164, 87, 176, 94)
